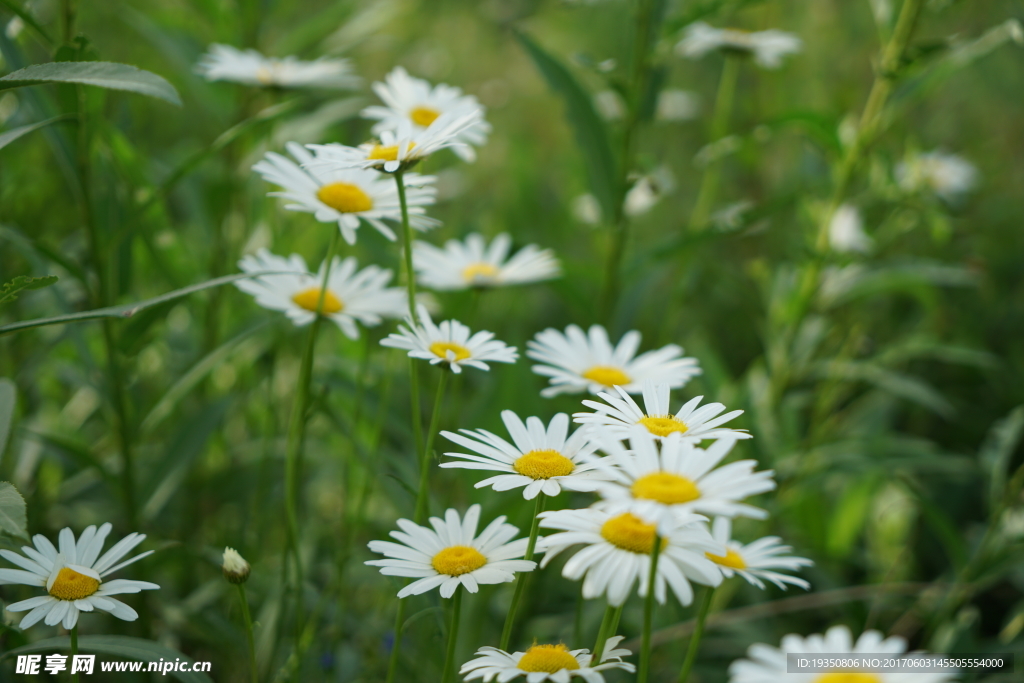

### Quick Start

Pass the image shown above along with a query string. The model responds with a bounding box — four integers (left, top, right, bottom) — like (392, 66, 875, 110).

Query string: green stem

(283, 227, 341, 606)
(441, 588, 464, 683)
(677, 586, 715, 683)
(591, 604, 615, 663)
(385, 598, 407, 683)
(70, 625, 79, 683)
(237, 584, 258, 683)
(689, 52, 740, 232)
(61, 0, 77, 44)
(638, 537, 663, 683)
(499, 493, 547, 650)
(414, 370, 449, 523)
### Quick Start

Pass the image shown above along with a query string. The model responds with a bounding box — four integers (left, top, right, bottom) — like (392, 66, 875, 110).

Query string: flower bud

(222, 547, 250, 584)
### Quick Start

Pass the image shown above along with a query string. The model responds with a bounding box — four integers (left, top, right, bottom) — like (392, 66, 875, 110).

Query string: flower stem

(498, 493, 547, 650)
(677, 586, 715, 683)
(413, 370, 449, 523)
(638, 537, 663, 683)
(442, 588, 464, 683)
(591, 603, 616, 663)
(689, 52, 740, 232)
(237, 584, 259, 683)
(70, 625, 79, 683)
(385, 598, 407, 683)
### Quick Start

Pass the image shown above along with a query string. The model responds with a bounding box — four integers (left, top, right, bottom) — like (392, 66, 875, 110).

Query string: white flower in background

(575, 381, 750, 443)
(708, 517, 812, 590)
(413, 233, 560, 290)
(896, 150, 978, 200)
(253, 142, 438, 244)
(594, 90, 625, 120)
(624, 166, 675, 217)
(196, 44, 360, 89)
(0, 524, 159, 630)
(676, 23, 802, 68)
(527, 324, 701, 398)
(366, 505, 535, 598)
(572, 194, 602, 225)
(828, 204, 872, 254)
(537, 507, 723, 606)
(362, 66, 490, 161)
(461, 637, 635, 682)
(440, 411, 608, 500)
(381, 304, 518, 373)
(306, 110, 485, 173)
(728, 625, 957, 683)
(657, 89, 700, 121)
(222, 547, 250, 584)
(595, 430, 775, 533)
(235, 249, 407, 339)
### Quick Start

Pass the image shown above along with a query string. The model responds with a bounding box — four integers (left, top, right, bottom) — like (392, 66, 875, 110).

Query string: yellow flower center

(638, 414, 689, 437)
(410, 105, 441, 127)
(461, 262, 499, 283)
(429, 341, 471, 362)
(255, 66, 275, 84)
(48, 567, 100, 601)
(600, 513, 663, 554)
(367, 141, 417, 162)
(513, 449, 576, 479)
(581, 365, 631, 387)
(518, 644, 580, 673)
(316, 182, 374, 213)
(631, 472, 701, 505)
(431, 545, 487, 576)
(291, 287, 344, 314)
(706, 548, 747, 570)
(814, 675, 882, 683)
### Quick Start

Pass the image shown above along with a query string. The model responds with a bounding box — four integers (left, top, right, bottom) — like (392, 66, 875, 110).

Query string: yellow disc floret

(367, 142, 417, 162)
(706, 548, 747, 570)
(432, 545, 487, 576)
(430, 341, 471, 362)
(518, 644, 581, 673)
(600, 513, 662, 555)
(582, 365, 631, 387)
(814, 674, 882, 683)
(513, 449, 576, 479)
(410, 105, 441, 127)
(48, 567, 100, 601)
(638, 414, 689, 437)
(316, 182, 373, 213)
(292, 287, 344, 314)
(631, 472, 701, 505)
(461, 263, 500, 283)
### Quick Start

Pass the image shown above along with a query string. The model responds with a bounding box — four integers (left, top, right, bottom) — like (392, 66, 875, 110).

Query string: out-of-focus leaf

(0, 379, 14, 458)
(0, 0, 53, 46)
(818, 261, 977, 308)
(0, 636, 213, 683)
(0, 275, 58, 306)
(516, 31, 619, 222)
(876, 338, 998, 369)
(979, 406, 1024, 512)
(815, 360, 954, 417)
(0, 481, 27, 539)
(827, 475, 879, 558)
(0, 114, 73, 152)
(0, 62, 182, 106)
(29, 429, 114, 486)
(900, 477, 969, 571)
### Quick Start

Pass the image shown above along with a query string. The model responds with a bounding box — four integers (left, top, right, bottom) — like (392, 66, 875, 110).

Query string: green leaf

(0, 115, 73, 152)
(0, 635, 213, 683)
(516, 31, 619, 222)
(0, 274, 58, 306)
(0, 481, 27, 539)
(0, 378, 14, 458)
(827, 475, 879, 558)
(979, 406, 1024, 513)
(0, 62, 182, 106)
(0, 0, 53, 46)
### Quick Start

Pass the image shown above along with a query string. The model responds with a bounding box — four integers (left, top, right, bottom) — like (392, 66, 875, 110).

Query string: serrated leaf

(0, 275, 58, 306)
(0, 61, 182, 106)
(0, 481, 27, 539)
(0, 635, 212, 683)
(0, 114, 73, 152)
(0, 378, 14, 458)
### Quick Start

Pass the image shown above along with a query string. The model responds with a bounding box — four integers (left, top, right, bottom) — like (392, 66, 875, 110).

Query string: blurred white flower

(381, 304, 518, 373)
(624, 166, 675, 217)
(594, 90, 625, 120)
(707, 517, 812, 590)
(572, 194, 602, 225)
(222, 547, 250, 584)
(362, 66, 490, 161)
(413, 233, 560, 290)
(656, 88, 700, 121)
(196, 45, 360, 89)
(828, 204, 872, 254)
(896, 150, 978, 200)
(461, 638, 635, 682)
(711, 200, 754, 231)
(676, 23, 802, 69)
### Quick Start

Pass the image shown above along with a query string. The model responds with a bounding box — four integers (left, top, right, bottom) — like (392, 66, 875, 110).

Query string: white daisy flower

(594, 430, 776, 533)
(0, 524, 159, 630)
(252, 142, 439, 244)
(460, 636, 635, 682)
(414, 233, 560, 291)
(366, 505, 535, 599)
(235, 249, 407, 339)
(708, 517, 812, 591)
(381, 304, 518, 373)
(828, 204, 872, 254)
(440, 411, 609, 500)
(675, 23, 802, 69)
(362, 66, 491, 162)
(728, 625, 957, 683)
(896, 150, 978, 201)
(527, 324, 701, 398)
(574, 381, 751, 443)
(196, 44, 360, 89)
(536, 507, 723, 607)
(305, 110, 484, 174)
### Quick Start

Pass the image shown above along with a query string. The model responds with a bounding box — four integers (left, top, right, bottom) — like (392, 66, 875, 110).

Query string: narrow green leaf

(0, 62, 182, 106)
(980, 406, 1024, 513)
(0, 481, 27, 539)
(0, 378, 14, 458)
(0, 635, 213, 683)
(0, 114, 73, 152)
(516, 31, 619, 221)
(0, 274, 58, 306)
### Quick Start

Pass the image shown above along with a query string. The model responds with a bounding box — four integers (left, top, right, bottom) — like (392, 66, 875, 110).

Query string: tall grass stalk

(677, 586, 715, 683)
(637, 537, 662, 683)
(498, 492, 547, 650)
(414, 370, 449, 523)
(442, 588, 464, 683)
(689, 52, 740, 232)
